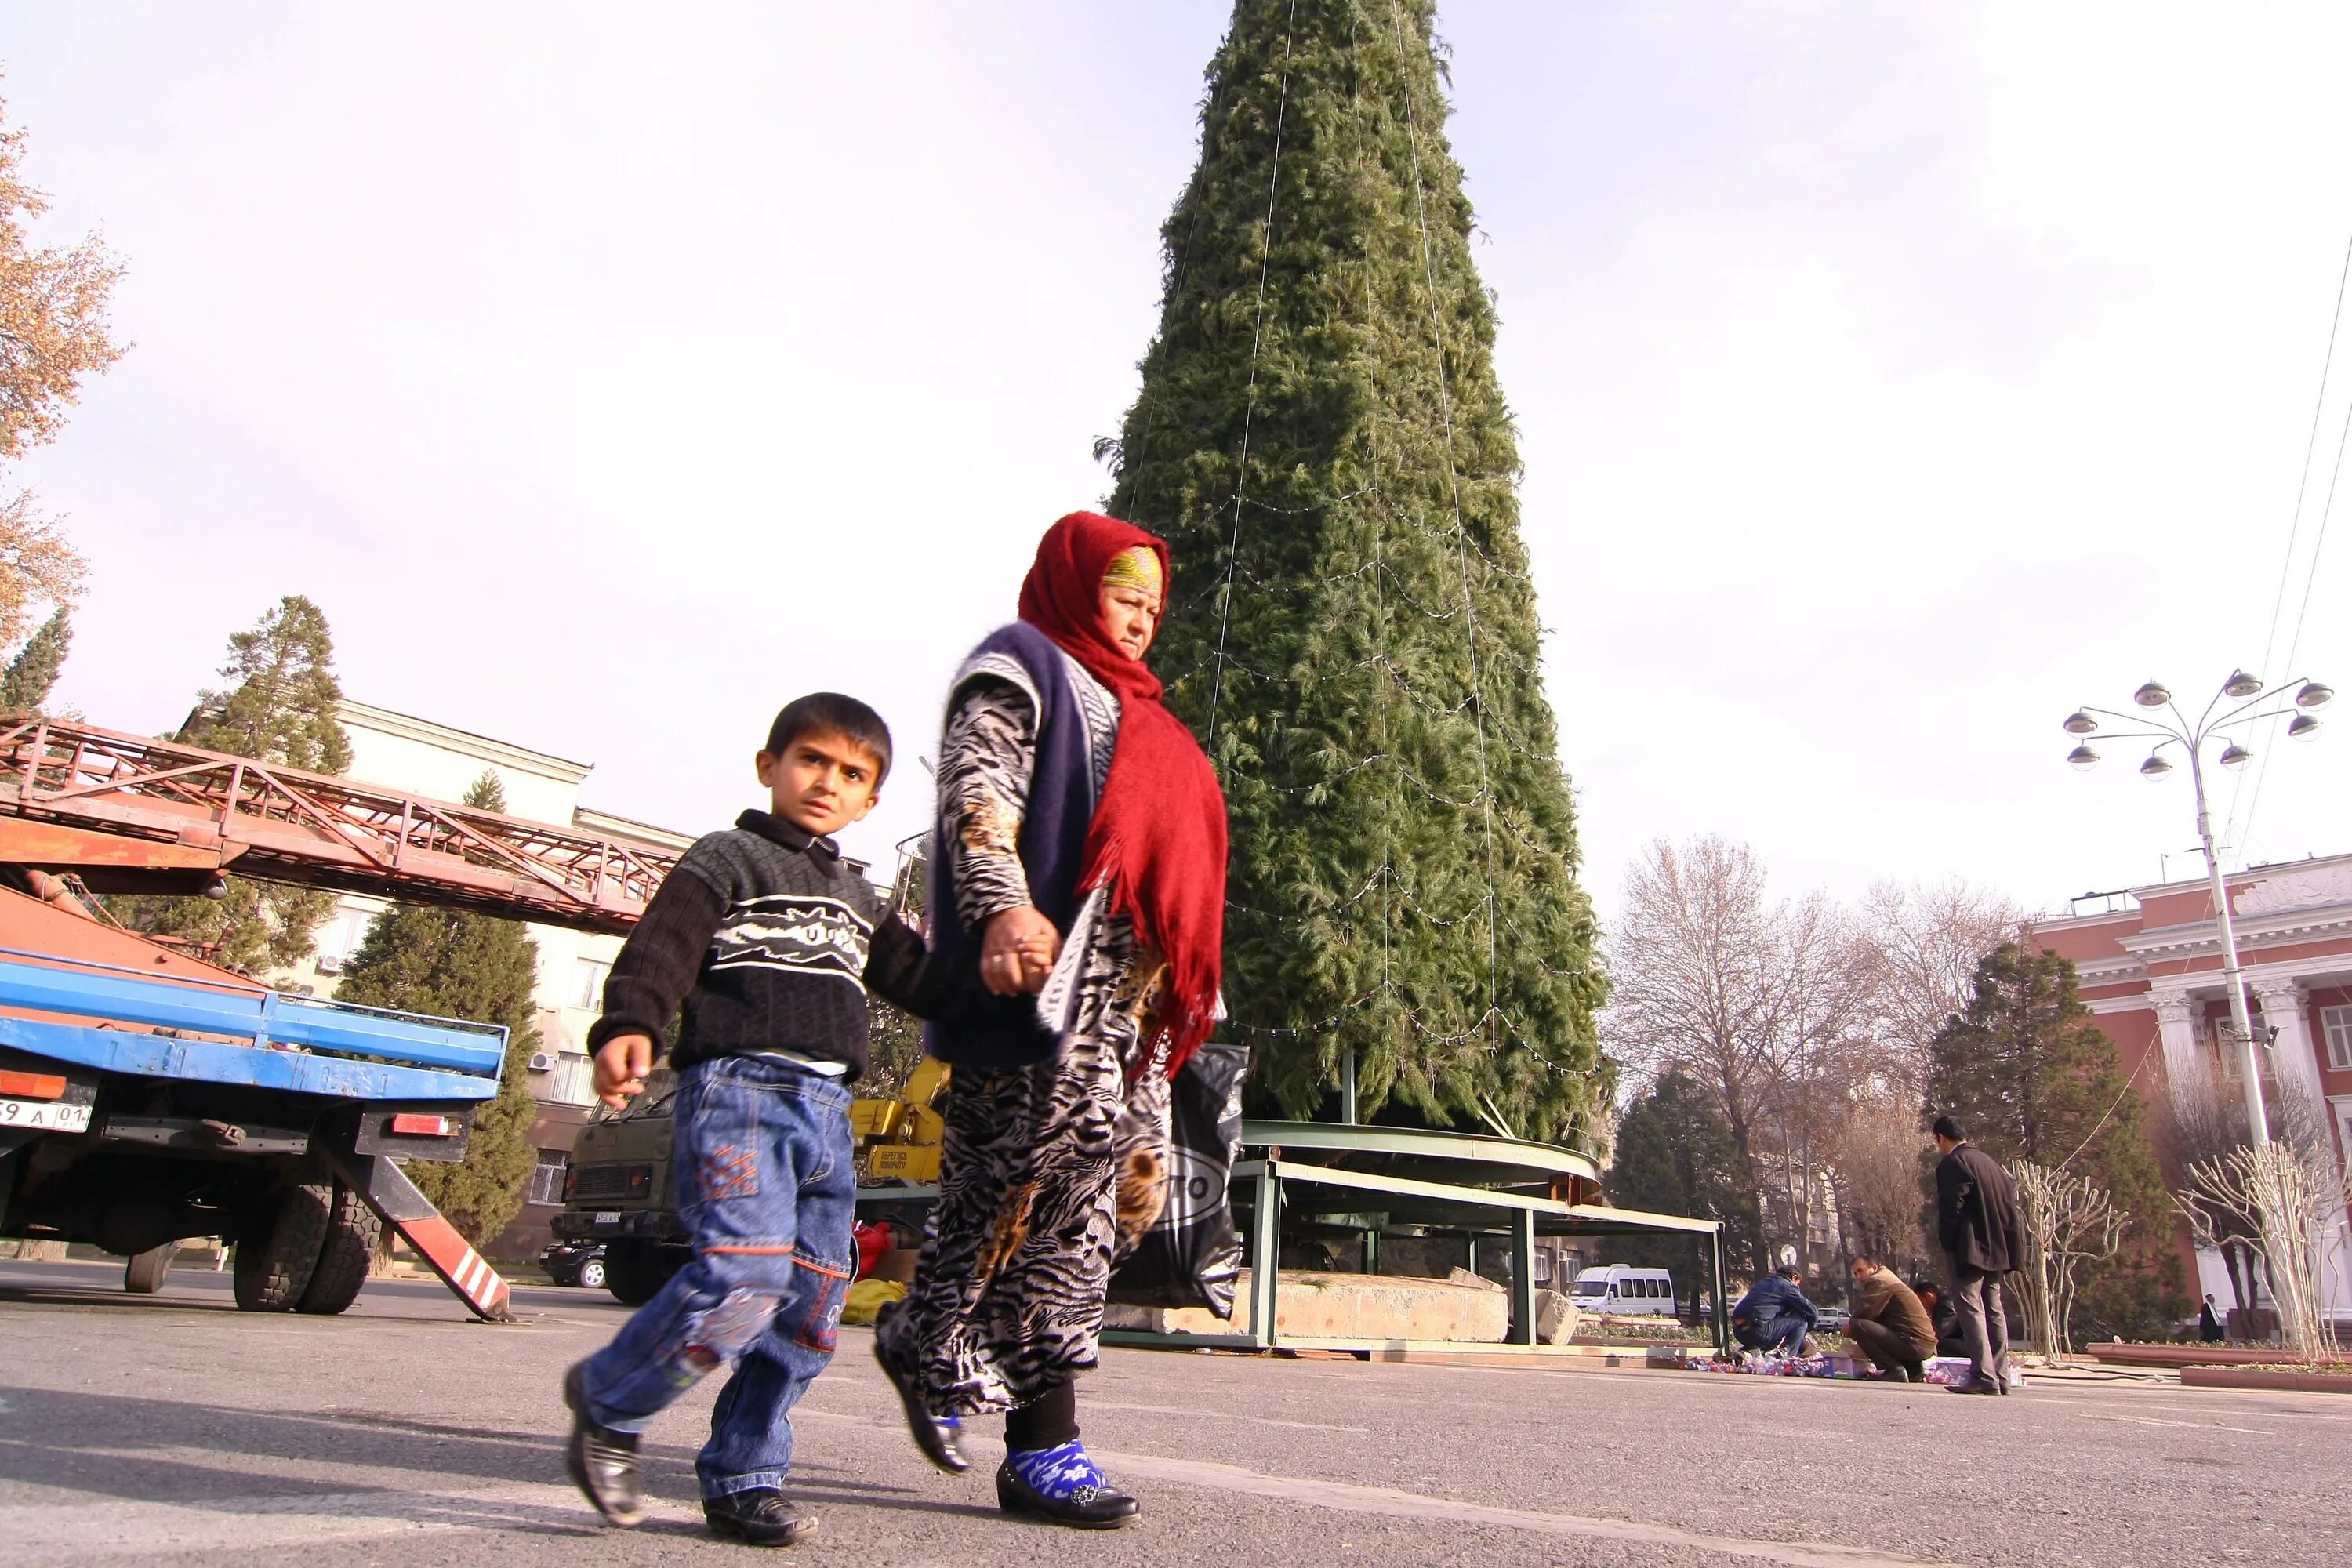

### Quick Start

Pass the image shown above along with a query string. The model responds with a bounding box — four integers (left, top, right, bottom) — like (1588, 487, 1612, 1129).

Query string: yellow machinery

(851, 1058, 949, 1185)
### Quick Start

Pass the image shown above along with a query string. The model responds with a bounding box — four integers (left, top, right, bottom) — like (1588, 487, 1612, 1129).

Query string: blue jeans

(1737, 1312, 1809, 1355)
(576, 1055, 856, 1498)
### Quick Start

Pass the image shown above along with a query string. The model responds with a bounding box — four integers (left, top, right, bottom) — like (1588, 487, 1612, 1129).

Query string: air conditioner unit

(315, 955, 342, 975)
(528, 1051, 556, 1073)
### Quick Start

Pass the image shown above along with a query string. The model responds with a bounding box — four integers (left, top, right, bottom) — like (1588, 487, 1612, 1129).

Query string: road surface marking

(1084, 1399, 1370, 1432)
(1097, 1450, 1951, 1568)
(2077, 1412, 2271, 1436)
(0, 1480, 612, 1564)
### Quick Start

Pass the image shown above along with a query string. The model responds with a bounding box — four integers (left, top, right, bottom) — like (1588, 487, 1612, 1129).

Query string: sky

(5, 2, 2352, 928)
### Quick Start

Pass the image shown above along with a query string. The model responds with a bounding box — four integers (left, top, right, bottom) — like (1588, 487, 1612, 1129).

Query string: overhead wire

(2226, 230, 2352, 863)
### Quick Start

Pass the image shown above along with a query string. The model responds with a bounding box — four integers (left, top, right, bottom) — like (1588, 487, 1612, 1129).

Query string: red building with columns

(2029, 854, 2352, 1320)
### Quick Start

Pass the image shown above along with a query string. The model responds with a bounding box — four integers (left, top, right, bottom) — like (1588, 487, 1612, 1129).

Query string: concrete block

(1105, 1269, 1511, 1342)
(1531, 1288, 1580, 1345)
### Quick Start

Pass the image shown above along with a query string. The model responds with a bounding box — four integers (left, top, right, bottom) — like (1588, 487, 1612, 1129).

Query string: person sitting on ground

(1731, 1264, 1820, 1356)
(1915, 1281, 1965, 1359)
(1846, 1251, 1937, 1382)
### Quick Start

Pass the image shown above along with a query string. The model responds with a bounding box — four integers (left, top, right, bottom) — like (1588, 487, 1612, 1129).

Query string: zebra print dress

(875, 661, 1174, 1416)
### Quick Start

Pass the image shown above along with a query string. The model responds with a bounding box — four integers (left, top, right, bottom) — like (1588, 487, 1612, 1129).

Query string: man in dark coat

(1933, 1114, 2023, 1396)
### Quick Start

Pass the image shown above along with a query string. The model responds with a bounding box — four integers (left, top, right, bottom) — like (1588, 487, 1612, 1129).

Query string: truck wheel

(578, 1258, 607, 1290)
(296, 1181, 383, 1315)
(124, 1243, 177, 1294)
(603, 1242, 682, 1306)
(234, 1183, 333, 1312)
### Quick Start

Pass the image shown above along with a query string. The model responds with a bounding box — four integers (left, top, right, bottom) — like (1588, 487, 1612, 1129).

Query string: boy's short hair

(765, 693, 893, 786)
(1931, 1113, 1965, 1142)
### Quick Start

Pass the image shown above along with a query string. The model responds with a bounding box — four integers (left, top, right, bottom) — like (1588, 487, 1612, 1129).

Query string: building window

(2322, 1005, 2352, 1073)
(528, 1155, 568, 1206)
(1533, 1249, 1552, 1284)
(313, 908, 371, 975)
(573, 956, 612, 1011)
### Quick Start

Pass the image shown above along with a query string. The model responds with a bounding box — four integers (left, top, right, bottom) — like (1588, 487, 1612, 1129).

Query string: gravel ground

(2, 1256, 2345, 1566)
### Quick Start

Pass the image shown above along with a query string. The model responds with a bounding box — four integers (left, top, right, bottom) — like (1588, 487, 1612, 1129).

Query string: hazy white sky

(6, 2, 2351, 926)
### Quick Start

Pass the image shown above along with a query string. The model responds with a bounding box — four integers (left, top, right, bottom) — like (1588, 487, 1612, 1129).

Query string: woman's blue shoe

(996, 1440, 1139, 1530)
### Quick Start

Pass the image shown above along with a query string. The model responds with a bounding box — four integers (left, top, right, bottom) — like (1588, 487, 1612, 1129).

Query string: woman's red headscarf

(1018, 510, 1228, 1069)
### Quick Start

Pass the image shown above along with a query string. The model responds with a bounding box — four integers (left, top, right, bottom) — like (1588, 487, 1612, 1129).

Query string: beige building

(267, 699, 696, 1258)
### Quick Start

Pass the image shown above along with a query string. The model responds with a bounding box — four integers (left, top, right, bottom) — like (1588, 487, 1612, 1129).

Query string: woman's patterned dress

(875, 654, 1174, 1415)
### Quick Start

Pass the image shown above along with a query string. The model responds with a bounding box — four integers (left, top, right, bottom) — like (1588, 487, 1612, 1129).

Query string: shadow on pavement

(0, 1383, 1007, 1531)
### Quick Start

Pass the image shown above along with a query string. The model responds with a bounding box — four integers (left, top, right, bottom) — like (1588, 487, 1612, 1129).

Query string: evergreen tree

(1607, 1069, 1761, 1276)
(0, 605, 70, 712)
(336, 771, 543, 1251)
(1104, 0, 1603, 1143)
(111, 596, 352, 970)
(1925, 942, 2183, 1339)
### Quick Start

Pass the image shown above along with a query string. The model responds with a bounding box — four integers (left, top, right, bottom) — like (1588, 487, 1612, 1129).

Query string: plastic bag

(1108, 1040, 1249, 1317)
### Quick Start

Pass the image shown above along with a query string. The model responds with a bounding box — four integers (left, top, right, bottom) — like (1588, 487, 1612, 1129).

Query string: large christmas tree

(1105, 0, 1605, 1143)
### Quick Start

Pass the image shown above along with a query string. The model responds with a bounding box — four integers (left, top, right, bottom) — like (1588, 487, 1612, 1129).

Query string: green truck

(547, 1069, 691, 1305)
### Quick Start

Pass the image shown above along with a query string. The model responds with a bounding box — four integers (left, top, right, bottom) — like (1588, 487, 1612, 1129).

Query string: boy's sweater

(586, 809, 985, 1080)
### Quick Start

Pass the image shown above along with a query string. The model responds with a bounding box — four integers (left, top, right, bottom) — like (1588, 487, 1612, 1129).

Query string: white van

(1571, 1264, 1677, 1316)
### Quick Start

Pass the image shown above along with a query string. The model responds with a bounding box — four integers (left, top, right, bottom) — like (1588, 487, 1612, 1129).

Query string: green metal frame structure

(1102, 1120, 1730, 1356)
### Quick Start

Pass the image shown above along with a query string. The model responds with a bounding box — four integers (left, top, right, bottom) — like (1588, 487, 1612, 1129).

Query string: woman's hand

(982, 905, 1061, 995)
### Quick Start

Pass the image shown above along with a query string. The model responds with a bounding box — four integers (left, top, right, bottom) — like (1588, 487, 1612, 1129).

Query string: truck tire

(295, 1181, 383, 1315)
(234, 1182, 333, 1312)
(603, 1241, 683, 1306)
(123, 1243, 177, 1294)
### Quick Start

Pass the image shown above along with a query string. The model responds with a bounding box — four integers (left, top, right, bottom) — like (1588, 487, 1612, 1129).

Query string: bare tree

(1833, 1094, 1932, 1274)
(2177, 1140, 2343, 1360)
(2163, 1061, 2332, 1318)
(0, 93, 125, 652)
(1604, 837, 1876, 1272)
(1849, 880, 2021, 1098)
(2013, 1160, 2127, 1359)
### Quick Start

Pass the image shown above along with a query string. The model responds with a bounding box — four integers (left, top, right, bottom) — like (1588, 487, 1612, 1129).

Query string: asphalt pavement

(2, 1255, 2345, 1566)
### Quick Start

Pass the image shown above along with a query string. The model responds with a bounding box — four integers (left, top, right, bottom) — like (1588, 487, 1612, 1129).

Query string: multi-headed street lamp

(2063, 672, 2334, 1146)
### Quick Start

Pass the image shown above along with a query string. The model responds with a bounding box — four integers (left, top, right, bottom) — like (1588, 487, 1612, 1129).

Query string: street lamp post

(2063, 672, 2334, 1147)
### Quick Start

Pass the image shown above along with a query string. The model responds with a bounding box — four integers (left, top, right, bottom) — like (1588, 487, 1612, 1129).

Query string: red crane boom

(0, 717, 676, 933)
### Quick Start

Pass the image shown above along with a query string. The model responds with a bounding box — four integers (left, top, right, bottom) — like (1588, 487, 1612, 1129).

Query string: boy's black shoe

(704, 1490, 818, 1548)
(995, 1457, 1141, 1530)
(873, 1334, 967, 1473)
(562, 1363, 644, 1526)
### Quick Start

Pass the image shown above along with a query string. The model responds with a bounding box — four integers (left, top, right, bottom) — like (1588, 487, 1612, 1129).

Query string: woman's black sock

(1004, 1379, 1079, 1451)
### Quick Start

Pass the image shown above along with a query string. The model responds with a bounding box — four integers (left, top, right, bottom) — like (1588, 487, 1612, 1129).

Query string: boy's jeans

(576, 1054, 856, 1498)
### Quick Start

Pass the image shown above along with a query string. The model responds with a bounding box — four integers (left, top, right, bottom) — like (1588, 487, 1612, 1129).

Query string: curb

(2180, 1366, 2352, 1394)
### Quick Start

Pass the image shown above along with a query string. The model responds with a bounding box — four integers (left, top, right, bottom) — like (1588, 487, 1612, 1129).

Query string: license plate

(592, 1210, 621, 1225)
(0, 1097, 90, 1132)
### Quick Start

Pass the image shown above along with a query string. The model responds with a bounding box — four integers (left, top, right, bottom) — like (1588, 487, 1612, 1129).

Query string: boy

(563, 692, 994, 1547)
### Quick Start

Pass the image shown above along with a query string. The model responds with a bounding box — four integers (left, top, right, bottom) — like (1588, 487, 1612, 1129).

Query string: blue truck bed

(0, 950, 506, 1104)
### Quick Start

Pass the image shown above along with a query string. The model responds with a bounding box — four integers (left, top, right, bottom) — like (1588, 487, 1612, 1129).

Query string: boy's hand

(593, 1033, 656, 1109)
(982, 905, 1060, 995)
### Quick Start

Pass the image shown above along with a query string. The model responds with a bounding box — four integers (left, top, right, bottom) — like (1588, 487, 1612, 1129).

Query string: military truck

(546, 1067, 691, 1305)
(554, 1058, 949, 1305)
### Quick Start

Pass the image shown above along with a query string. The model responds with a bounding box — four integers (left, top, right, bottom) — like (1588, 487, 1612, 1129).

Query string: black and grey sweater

(586, 809, 995, 1080)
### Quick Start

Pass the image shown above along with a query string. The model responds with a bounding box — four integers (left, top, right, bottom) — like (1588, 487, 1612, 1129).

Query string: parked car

(541, 1240, 608, 1290)
(1815, 1305, 1852, 1335)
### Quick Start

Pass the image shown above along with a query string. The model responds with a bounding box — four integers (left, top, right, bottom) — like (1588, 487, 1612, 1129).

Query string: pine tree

(110, 595, 352, 970)
(1925, 942, 2183, 1339)
(0, 605, 70, 712)
(336, 771, 543, 1251)
(1607, 1070, 1761, 1275)
(1103, 0, 1603, 1142)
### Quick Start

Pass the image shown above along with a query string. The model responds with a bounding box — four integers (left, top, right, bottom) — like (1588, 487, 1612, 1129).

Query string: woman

(876, 510, 1227, 1530)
